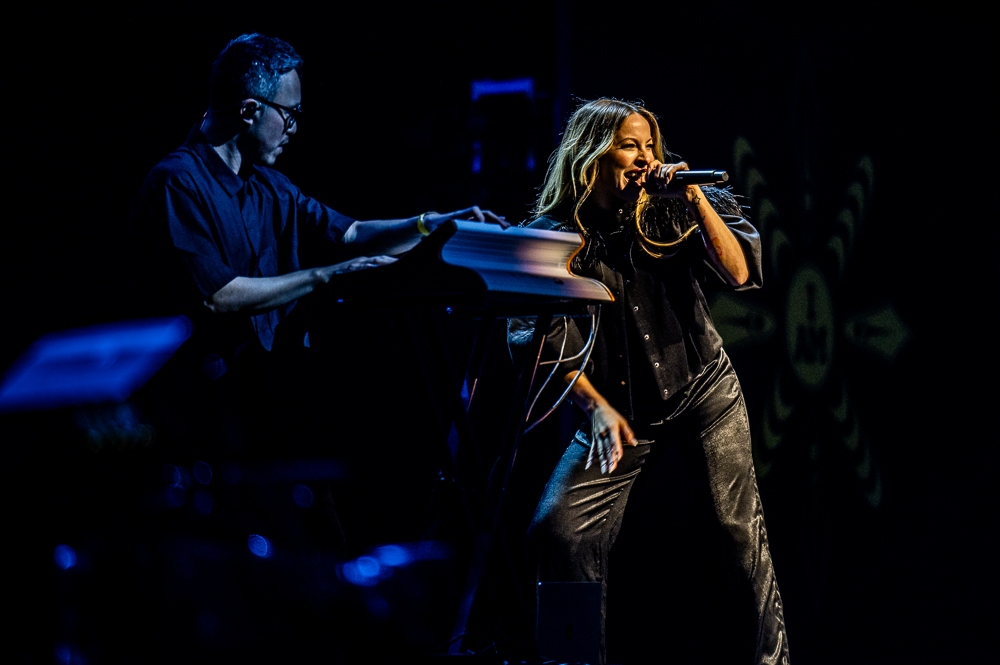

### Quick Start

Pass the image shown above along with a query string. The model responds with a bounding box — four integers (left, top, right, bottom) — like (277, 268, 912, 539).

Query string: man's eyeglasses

(254, 99, 302, 131)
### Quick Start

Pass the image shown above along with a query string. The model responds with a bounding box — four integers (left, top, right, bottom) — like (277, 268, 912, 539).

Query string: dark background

(3, 4, 996, 664)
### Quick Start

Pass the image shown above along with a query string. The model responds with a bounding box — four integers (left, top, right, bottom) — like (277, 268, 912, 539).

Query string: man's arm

(343, 206, 508, 256)
(206, 207, 506, 315)
(204, 255, 396, 314)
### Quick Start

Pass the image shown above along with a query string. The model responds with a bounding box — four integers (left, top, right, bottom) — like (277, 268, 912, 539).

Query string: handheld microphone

(671, 170, 729, 185)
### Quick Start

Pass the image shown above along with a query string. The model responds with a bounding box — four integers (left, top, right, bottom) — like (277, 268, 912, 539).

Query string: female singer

(509, 98, 789, 664)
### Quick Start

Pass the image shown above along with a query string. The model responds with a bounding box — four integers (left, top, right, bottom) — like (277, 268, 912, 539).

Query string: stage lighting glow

(164, 465, 182, 485)
(341, 555, 385, 587)
(248, 534, 272, 558)
(470, 77, 534, 101)
(164, 485, 186, 508)
(193, 461, 212, 485)
(54, 643, 83, 665)
(340, 541, 453, 587)
(54, 544, 77, 570)
(373, 544, 410, 567)
(472, 141, 482, 174)
(355, 555, 381, 578)
(292, 484, 314, 508)
(340, 562, 358, 584)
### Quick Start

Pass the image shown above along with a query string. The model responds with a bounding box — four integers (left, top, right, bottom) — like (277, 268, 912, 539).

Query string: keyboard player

(128, 32, 504, 482)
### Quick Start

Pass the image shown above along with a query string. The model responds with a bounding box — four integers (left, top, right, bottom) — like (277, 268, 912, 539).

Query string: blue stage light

(340, 541, 453, 587)
(355, 555, 381, 579)
(247, 534, 272, 558)
(341, 554, 390, 586)
(193, 461, 213, 485)
(373, 544, 410, 567)
(164, 485, 186, 508)
(54, 643, 84, 665)
(163, 464, 183, 486)
(472, 140, 483, 174)
(54, 544, 77, 570)
(470, 78, 534, 101)
(341, 560, 378, 587)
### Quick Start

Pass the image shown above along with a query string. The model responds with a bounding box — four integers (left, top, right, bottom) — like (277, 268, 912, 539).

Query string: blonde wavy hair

(533, 98, 666, 234)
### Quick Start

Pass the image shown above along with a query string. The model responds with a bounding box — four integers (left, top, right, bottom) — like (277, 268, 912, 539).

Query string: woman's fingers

(645, 161, 693, 196)
(587, 427, 614, 473)
(598, 426, 621, 474)
(607, 439, 623, 473)
(586, 436, 600, 470)
(587, 405, 632, 473)
(623, 421, 638, 446)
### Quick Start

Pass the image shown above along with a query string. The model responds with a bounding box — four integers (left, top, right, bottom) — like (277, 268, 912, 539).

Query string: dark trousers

(528, 350, 789, 664)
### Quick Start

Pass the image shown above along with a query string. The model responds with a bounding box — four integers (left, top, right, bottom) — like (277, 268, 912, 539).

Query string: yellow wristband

(417, 213, 431, 236)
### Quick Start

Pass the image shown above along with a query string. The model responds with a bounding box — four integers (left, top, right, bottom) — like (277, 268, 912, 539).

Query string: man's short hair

(209, 33, 303, 112)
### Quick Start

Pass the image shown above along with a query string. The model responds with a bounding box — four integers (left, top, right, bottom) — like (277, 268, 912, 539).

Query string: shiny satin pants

(528, 350, 789, 664)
